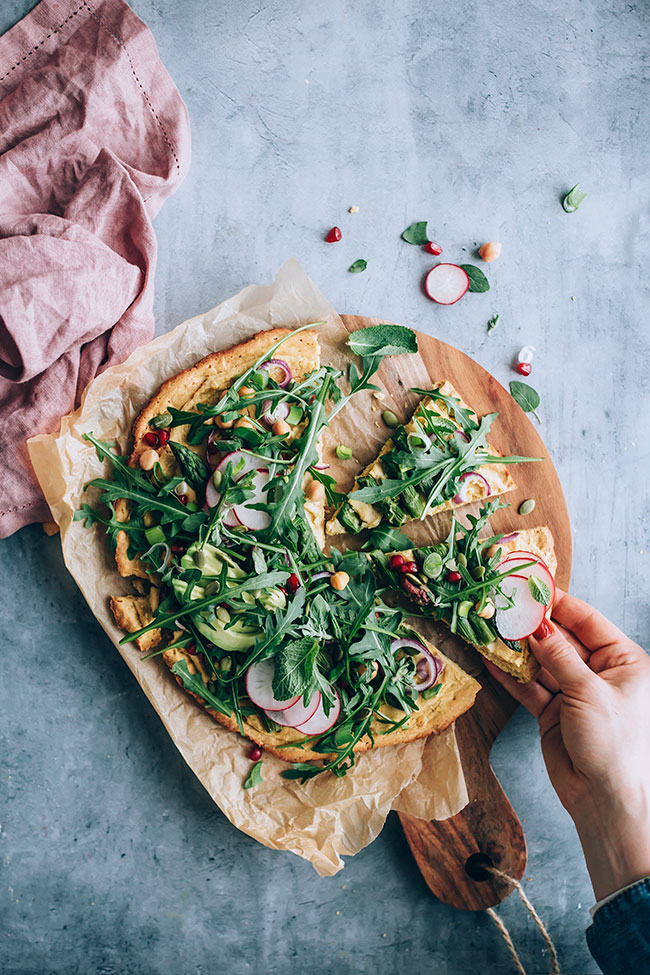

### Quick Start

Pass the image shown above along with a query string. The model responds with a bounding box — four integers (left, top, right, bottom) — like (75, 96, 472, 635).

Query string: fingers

(551, 588, 628, 652)
(483, 659, 554, 719)
(529, 618, 597, 694)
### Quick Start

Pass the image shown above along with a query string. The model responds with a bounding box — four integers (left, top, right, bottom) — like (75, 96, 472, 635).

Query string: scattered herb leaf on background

(487, 314, 500, 332)
(509, 380, 541, 423)
(401, 221, 429, 245)
(460, 264, 490, 293)
(562, 184, 587, 213)
(243, 760, 263, 790)
(349, 259, 368, 273)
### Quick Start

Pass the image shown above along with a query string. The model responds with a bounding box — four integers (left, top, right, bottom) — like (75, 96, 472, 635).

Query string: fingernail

(533, 619, 553, 640)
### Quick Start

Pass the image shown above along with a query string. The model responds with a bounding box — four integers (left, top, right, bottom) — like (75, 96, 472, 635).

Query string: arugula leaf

(243, 760, 263, 790)
(272, 637, 319, 700)
(171, 659, 232, 716)
(528, 574, 551, 606)
(562, 183, 587, 213)
(169, 441, 209, 491)
(361, 525, 412, 552)
(509, 380, 541, 423)
(460, 264, 490, 293)
(347, 324, 418, 359)
(349, 259, 368, 274)
(401, 221, 429, 245)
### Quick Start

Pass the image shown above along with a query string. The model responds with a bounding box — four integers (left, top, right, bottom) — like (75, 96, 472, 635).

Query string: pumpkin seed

(382, 410, 400, 428)
(518, 498, 536, 516)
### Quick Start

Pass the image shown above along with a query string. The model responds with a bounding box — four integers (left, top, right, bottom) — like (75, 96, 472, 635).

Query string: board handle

(398, 706, 527, 910)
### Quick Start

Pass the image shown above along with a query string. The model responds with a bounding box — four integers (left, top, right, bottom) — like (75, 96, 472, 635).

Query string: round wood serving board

(340, 315, 572, 911)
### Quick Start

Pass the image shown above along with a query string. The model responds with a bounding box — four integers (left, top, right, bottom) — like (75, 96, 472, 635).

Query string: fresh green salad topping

(76, 324, 449, 781)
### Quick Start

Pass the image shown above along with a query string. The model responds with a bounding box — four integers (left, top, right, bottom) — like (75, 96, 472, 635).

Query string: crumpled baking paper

(28, 259, 470, 876)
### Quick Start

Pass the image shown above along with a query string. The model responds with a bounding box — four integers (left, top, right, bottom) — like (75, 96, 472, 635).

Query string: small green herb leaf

(562, 184, 587, 213)
(272, 638, 319, 700)
(349, 259, 368, 274)
(528, 574, 551, 606)
(487, 314, 500, 332)
(460, 265, 490, 293)
(509, 381, 541, 423)
(362, 526, 412, 552)
(243, 760, 263, 790)
(401, 221, 429, 245)
(347, 324, 418, 359)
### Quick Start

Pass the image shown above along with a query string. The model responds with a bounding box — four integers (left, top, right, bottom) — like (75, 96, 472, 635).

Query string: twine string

(484, 865, 561, 975)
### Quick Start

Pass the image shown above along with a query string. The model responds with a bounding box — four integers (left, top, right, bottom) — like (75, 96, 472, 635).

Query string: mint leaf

(349, 259, 368, 273)
(272, 637, 319, 700)
(460, 265, 490, 293)
(401, 221, 429, 245)
(509, 381, 541, 423)
(243, 760, 263, 790)
(362, 526, 412, 552)
(528, 574, 551, 606)
(347, 324, 418, 359)
(562, 183, 587, 213)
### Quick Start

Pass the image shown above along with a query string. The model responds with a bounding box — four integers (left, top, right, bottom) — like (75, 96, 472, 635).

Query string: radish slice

(232, 468, 271, 530)
(500, 553, 555, 605)
(265, 692, 320, 728)
(204, 480, 242, 526)
(425, 264, 470, 305)
(452, 470, 491, 505)
(245, 659, 299, 711)
(294, 689, 340, 735)
(502, 549, 553, 575)
(494, 574, 546, 641)
(216, 450, 258, 479)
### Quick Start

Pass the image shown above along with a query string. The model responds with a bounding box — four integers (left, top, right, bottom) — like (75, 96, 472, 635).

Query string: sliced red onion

(499, 532, 520, 544)
(452, 470, 491, 505)
(455, 428, 470, 443)
(260, 398, 290, 428)
(390, 638, 444, 691)
(206, 429, 223, 470)
(260, 358, 292, 388)
(313, 462, 329, 471)
(310, 571, 331, 583)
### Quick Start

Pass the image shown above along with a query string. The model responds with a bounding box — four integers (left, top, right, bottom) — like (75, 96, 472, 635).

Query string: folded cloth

(0, 0, 190, 537)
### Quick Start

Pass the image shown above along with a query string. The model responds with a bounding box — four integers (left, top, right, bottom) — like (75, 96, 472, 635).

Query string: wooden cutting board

(340, 315, 572, 911)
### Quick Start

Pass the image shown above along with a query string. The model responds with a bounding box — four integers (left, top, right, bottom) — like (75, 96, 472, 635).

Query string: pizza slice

(326, 380, 534, 536)
(369, 501, 557, 683)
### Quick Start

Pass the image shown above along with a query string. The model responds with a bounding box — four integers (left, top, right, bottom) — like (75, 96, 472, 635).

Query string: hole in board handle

(464, 852, 495, 882)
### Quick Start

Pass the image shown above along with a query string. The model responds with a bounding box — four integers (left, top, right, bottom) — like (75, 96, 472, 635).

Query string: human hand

(485, 588, 650, 901)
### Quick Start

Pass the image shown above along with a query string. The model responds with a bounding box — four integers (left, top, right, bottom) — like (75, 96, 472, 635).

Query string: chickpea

(305, 480, 325, 502)
(238, 386, 255, 398)
(214, 415, 235, 429)
(475, 599, 496, 619)
(272, 419, 290, 437)
(41, 521, 60, 537)
(139, 448, 159, 471)
(478, 241, 502, 263)
(330, 571, 350, 591)
(234, 417, 256, 431)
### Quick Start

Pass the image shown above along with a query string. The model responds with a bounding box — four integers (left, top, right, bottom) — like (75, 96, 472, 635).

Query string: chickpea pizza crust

(76, 321, 549, 782)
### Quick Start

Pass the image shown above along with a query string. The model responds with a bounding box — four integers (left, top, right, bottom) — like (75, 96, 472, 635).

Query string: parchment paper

(28, 259, 470, 876)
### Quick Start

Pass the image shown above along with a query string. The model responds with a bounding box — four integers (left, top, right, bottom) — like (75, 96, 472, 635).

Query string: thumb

(529, 619, 595, 695)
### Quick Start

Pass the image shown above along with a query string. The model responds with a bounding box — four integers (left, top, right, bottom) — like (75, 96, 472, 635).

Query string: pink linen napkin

(0, 0, 190, 537)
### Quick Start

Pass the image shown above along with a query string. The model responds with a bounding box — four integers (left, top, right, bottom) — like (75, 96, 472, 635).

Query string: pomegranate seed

(400, 561, 419, 575)
(157, 428, 170, 445)
(389, 554, 405, 570)
(446, 570, 462, 583)
(178, 494, 188, 505)
(186, 642, 197, 655)
(517, 362, 532, 376)
(278, 585, 288, 596)
(249, 746, 262, 761)
(287, 572, 301, 593)
(171, 544, 186, 555)
(423, 241, 443, 256)
(325, 226, 342, 243)
(143, 431, 159, 448)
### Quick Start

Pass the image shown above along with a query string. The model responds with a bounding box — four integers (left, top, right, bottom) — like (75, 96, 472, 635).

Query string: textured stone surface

(1, 0, 649, 972)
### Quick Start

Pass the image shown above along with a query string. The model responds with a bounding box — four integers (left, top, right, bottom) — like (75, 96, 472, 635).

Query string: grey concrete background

(1, 0, 649, 973)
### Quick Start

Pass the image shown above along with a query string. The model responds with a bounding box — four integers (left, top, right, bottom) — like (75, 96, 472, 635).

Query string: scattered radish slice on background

(245, 659, 300, 712)
(424, 264, 470, 305)
(494, 573, 546, 641)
